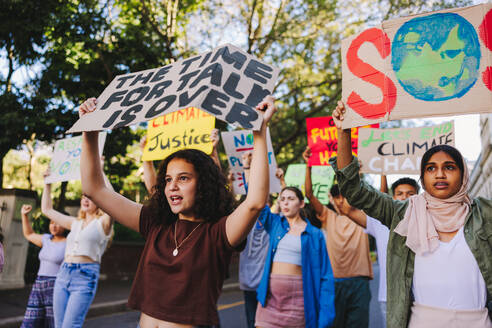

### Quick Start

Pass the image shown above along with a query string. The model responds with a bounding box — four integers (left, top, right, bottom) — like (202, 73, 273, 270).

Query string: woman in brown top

(79, 96, 277, 328)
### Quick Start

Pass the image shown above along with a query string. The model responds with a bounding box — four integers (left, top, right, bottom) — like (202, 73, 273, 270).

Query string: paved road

(85, 264, 384, 328)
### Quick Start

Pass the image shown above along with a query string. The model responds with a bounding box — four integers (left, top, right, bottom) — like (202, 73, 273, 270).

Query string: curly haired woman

(79, 96, 277, 328)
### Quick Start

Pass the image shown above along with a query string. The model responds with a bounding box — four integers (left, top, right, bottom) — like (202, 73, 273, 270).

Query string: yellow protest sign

(142, 107, 215, 161)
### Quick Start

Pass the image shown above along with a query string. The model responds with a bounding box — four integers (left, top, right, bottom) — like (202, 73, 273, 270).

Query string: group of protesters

(10, 89, 492, 328)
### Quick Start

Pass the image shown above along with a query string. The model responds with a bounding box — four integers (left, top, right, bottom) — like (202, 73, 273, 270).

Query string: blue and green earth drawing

(392, 13, 481, 101)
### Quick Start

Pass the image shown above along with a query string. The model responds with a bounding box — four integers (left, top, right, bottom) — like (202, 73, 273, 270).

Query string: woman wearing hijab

(329, 101, 492, 328)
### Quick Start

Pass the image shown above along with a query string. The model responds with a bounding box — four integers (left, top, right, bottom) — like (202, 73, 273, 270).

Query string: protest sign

(358, 121, 455, 174)
(221, 128, 281, 195)
(284, 164, 335, 204)
(67, 44, 279, 133)
(341, 3, 492, 128)
(306, 116, 378, 166)
(45, 133, 107, 184)
(142, 107, 215, 161)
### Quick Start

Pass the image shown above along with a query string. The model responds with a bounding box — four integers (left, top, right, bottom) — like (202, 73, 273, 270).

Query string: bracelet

(243, 167, 250, 169)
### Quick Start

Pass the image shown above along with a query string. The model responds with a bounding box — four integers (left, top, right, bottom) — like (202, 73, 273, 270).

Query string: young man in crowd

(303, 147, 373, 328)
(337, 176, 420, 328)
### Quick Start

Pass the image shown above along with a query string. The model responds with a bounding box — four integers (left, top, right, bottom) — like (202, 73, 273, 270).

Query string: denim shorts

(53, 262, 100, 328)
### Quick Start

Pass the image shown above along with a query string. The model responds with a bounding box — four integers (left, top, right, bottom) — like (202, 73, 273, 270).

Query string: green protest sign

(284, 164, 335, 204)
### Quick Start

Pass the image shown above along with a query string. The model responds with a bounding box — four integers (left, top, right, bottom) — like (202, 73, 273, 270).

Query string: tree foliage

(2, 0, 471, 190)
(187, 0, 471, 167)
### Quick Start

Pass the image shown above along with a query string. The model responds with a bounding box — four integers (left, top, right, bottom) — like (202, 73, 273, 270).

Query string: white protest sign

(358, 121, 455, 174)
(341, 3, 492, 128)
(221, 128, 281, 195)
(45, 133, 107, 184)
(67, 44, 279, 133)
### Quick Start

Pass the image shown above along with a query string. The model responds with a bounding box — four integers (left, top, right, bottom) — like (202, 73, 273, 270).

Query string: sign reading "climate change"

(357, 121, 455, 174)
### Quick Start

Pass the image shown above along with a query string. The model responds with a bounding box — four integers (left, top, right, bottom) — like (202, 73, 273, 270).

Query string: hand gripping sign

(341, 3, 492, 128)
(221, 128, 281, 195)
(67, 44, 279, 133)
(45, 133, 107, 184)
(357, 121, 455, 174)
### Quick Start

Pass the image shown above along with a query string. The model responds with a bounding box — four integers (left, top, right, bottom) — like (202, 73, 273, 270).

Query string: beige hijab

(394, 156, 470, 256)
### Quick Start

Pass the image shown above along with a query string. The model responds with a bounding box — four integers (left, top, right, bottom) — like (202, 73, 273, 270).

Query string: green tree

(189, 0, 471, 167)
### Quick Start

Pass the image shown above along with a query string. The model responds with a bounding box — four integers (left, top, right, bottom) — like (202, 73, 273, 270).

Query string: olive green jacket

(330, 156, 492, 328)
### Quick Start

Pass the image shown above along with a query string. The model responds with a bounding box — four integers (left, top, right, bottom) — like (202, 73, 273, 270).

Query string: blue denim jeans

(242, 290, 258, 328)
(53, 262, 100, 328)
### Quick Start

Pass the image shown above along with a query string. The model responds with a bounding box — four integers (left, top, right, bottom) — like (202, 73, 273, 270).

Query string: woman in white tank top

(41, 170, 113, 328)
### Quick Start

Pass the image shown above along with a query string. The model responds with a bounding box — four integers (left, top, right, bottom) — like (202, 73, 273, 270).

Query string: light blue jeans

(53, 262, 100, 328)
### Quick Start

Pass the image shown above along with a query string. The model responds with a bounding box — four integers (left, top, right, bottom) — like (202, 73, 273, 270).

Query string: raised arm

(380, 175, 388, 194)
(80, 98, 142, 232)
(242, 151, 252, 184)
(140, 136, 157, 194)
(303, 147, 325, 217)
(331, 101, 405, 228)
(226, 96, 276, 247)
(99, 157, 115, 236)
(334, 194, 367, 228)
(41, 177, 75, 231)
(209, 128, 222, 169)
(21, 205, 43, 247)
(269, 167, 285, 214)
(276, 167, 286, 189)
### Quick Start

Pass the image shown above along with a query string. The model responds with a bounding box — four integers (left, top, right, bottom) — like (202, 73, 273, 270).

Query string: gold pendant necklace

(173, 220, 202, 256)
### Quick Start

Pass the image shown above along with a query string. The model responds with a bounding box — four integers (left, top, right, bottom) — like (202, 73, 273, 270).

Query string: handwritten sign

(341, 3, 492, 128)
(45, 133, 107, 183)
(284, 164, 335, 204)
(306, 116, 378, 166)
(221, 128, 281, 195)
(358, 121, 455, 174)
(142, 107, 215, 161)
(67, 44, 279, 133)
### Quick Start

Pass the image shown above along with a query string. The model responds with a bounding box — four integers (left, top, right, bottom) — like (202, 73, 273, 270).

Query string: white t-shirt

(412, 227, 487, 310)
(365, 216, 389, 303)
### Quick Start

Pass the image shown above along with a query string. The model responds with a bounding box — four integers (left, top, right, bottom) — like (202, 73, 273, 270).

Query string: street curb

(0, 284, 240, 328)
(0, 300, 129, 328)
(222, 282, 240, 292)
(0, 316, 24, 328)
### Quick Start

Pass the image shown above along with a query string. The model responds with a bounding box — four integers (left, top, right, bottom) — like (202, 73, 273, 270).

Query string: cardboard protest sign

(45, 133, 107, 184)
(341, 3, 492, 128)
(306, 116, 378, 166)
(358, 121, 455, 174)
(67, 44, 279, 133)
(284, 164, 335, 204)
(221, 128, 281, 195)
(142, 107, 215, 161)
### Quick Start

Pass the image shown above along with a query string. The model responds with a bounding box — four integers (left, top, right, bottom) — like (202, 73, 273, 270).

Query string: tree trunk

(0, 155, 3, 189)
(56, 181, 68, 211)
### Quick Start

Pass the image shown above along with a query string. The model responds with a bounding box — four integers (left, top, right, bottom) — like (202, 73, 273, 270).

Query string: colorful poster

(306, 116, 378, 166)
(142, 107, 215, 161)
(45, 133, 107, 183)
(68, 44, 280, 133)
(341, 3, 492, 128)
(358, 121, 455, 174)
(284, 164, 335, 204)
(221, 128, 281, 195)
